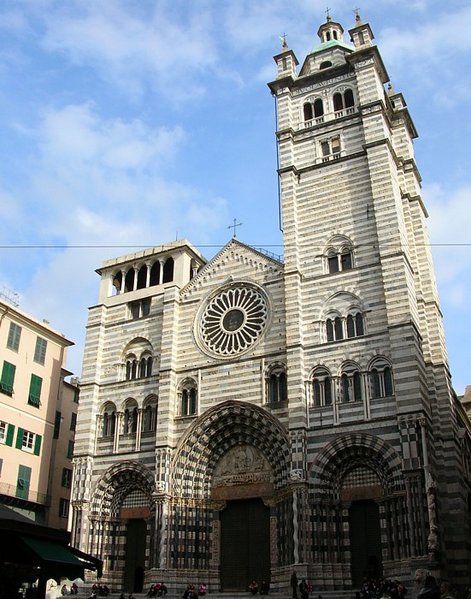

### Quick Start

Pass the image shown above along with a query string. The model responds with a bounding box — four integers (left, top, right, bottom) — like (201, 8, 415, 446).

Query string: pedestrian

(291, 572, 298, 599)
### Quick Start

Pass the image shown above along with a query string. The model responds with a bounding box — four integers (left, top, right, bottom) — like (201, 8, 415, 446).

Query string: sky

(0, 0, 469, 395)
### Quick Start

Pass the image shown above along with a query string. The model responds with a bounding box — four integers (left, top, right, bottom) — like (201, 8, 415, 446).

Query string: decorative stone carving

(290, 469, 305, 481)
(213, 445, 272, 487)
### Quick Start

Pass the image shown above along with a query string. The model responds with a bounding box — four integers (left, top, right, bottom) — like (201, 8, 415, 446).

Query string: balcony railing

(0, 481, 50, 505)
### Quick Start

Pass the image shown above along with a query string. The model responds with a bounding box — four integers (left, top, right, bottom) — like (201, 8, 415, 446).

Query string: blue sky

(0, 0, 469, 395)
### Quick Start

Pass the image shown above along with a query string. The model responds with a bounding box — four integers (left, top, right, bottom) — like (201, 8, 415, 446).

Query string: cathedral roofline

(180, 238, 283, 295)
(96, 239, 207, 274)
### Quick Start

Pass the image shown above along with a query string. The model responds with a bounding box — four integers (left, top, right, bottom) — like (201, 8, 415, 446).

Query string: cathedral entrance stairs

(93, 592, 355, 599)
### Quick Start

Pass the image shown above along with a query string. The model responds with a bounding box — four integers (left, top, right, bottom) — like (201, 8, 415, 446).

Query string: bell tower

(268, 13, 468, 583)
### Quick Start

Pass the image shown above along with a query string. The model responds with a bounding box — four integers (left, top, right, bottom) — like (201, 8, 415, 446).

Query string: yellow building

(0, 299, 77, 529)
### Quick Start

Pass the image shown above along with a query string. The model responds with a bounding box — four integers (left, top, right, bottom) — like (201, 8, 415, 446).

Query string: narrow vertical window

(314, 99, 324, 117)
(304, 103, 314, 121)
(28, 374, 42, 408)
(163, 257, 174, 283)
(334, 317, 343, 340)
(333, 92, 344, 112)
(0, 361, 16, 396)
(7, 323, 21, 351)
(16, 465, 31, 499)
(34, 337, 48, 365)
(328, 253, 339, 273)
(344, 89, 354, 107)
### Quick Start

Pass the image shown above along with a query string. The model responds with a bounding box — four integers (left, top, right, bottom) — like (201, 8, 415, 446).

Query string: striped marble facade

(71, 14, 471, 596)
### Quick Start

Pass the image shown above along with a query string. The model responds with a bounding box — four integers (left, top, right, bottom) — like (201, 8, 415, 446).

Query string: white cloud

(40, 2, 218, 98)
(378, 5, 471, 69)
(425, 182, 471, 305)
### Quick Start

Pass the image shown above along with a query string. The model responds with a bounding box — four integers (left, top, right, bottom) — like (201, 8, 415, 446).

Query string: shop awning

(19, 536, 98, 580)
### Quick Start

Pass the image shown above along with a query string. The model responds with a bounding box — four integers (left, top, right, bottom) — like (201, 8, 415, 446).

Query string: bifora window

(267, 367, 288, 404)
(312, 369, 332, 407)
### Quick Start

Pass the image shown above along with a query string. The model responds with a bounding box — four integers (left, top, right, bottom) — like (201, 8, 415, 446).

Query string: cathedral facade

(71, 15, 471, 595)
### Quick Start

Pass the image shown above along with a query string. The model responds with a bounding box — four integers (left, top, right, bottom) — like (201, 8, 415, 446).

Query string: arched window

(126, 356, 138, 381)
(163, 257, 174, 283)
(340, 247, 352, 270)
(123, 340, 155, 382)
(102, 405, 116, 437)
(333, 89, 355, 113)
(125, 268, 135, 293)
(123, 406, 138, 434)
(326, 244, 354, 274)
(150, 261, 160, 286)
(137, 265, 147, 289)
(312, 369, 332, 407)
(266, 366, 288, 404)
(344, 88, 354, 107)
(370, 360, 394, 399)
(304, 103, 314, 121)
(326, 316, 343, 341)
(142, 401, 157, 433)
(341, 366, 362, 402)
(112, 272, 122, 295)
(320, 61, 332, 70)
(333, 92, 343, 112)
(334, 317, 343, 340)
(180, 380, 197, 416)
(346, 313, 364, 338)
(314, 99, 324, 118)
(139, 355, 153, 378)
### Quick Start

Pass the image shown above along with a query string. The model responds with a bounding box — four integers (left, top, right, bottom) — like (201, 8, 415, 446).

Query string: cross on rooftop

(228, 219, 243, 238)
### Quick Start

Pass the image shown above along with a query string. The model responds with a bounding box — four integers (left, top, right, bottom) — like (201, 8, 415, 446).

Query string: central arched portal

(220, 498, 270, 591)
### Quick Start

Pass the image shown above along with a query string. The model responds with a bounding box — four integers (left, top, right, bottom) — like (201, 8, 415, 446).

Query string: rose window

(197, 285, 269, 357)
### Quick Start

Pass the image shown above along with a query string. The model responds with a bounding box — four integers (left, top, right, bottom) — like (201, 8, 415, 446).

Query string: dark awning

(19, 536, 91, 580)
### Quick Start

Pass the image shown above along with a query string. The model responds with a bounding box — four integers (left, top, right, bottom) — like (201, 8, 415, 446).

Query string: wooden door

(220, 498, 270, 591)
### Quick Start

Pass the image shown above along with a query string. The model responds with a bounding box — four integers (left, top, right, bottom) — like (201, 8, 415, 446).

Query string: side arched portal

(88, 461, 155, 593)
(309, 433, 425, 588)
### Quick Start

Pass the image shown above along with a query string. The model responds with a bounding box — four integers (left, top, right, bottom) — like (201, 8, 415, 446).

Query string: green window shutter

(1, 361, 16, 395)
(5, 424, 14, 446)
(28, 375, 42, 407)
(33, 434, 42, 456)
(15, 427, 24, 449)
(16, 465, 31, 499)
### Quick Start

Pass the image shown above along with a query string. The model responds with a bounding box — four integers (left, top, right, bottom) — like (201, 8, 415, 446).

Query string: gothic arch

(171, 400, 291, 499)
(91, 460, 155, 518)
(309, 433, 404, 499)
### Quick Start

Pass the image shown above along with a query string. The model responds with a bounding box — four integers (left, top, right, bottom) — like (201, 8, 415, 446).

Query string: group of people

(61, 582, 79, 595)
(88, 583, 110, 597)
(182, 582, 208, 597)
(357, 572, 457, 599)
(147, 582, 168, 596)
(290, 572, 313, 599)
(248, 579, 270, 595)
(359, 577, 408, 599)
